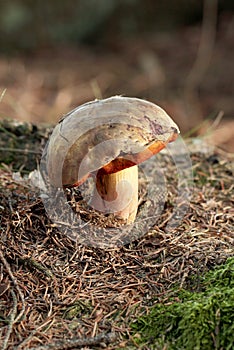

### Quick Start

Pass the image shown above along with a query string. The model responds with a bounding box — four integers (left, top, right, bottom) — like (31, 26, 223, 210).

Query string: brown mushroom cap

(46, 96, 179, 187)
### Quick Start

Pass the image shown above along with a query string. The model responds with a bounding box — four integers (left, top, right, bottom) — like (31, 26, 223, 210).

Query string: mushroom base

(90, 166, 138, 224)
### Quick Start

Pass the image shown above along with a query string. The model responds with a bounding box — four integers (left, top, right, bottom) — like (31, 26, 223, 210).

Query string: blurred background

(0, 0, 233, 151)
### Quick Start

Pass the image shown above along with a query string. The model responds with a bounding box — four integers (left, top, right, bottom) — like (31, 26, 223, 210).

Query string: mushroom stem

(90, 165, 138, 224)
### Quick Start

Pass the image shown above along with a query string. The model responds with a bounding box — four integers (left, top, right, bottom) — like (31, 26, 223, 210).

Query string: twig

(20, 257, 54, 279)
(1, 290, 18, 350)
(27, 332, 117, 350)
(0, 125, 17, 139)
(184, 0, 218, 121)
(0, 248, 25, 323)
(186, 0, 218, 89)
(0, 147, 41, 154)
(208, 110, 224, 131)
(16, 319, 56, 350)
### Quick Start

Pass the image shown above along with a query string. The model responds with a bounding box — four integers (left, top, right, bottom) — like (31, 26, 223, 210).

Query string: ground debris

(0, 138, 233, 349)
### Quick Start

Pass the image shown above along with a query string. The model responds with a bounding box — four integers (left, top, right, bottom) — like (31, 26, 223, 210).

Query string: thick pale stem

(90, 166, 138, 224)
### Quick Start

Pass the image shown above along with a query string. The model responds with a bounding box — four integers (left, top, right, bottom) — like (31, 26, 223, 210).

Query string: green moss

(131, 258, 234, 350)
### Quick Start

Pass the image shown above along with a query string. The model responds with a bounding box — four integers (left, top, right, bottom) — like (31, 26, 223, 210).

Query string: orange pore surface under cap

(98, 134, 178, 176)
(67, 130, 178, 187)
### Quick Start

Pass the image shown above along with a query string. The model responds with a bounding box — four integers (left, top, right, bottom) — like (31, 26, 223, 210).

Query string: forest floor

(0, 120, 233, 349)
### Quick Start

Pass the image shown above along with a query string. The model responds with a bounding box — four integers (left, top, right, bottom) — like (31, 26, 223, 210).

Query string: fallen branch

(27, 332, 117, 350)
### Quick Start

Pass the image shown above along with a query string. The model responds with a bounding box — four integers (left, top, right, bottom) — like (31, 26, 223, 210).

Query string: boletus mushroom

(45, 96, 179, 225)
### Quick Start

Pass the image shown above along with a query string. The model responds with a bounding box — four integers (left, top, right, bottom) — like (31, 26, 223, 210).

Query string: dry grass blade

(0, 88, 7, 103)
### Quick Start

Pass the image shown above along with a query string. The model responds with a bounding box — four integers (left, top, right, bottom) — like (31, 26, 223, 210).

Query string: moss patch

(131, 257, 234, 350)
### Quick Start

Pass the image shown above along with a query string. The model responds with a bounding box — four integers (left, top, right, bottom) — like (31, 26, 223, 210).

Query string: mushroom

(45, 96, 179, 224)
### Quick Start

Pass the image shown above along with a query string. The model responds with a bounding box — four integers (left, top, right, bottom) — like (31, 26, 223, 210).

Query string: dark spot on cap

(171, 126, 179, 134)
(144, 115, 164, 135)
